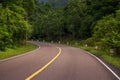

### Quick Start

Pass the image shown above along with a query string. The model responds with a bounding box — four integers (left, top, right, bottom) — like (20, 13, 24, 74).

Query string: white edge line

(0, 45, 40, 62)
(86, 51, 120, 80)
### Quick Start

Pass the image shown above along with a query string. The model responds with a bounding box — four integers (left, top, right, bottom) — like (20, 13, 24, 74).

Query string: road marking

(25, 47, 62, 80)
(86, 51, 120, 80)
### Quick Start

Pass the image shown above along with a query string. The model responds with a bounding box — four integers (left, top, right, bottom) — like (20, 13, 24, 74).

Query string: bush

(85, 38, 95, 46)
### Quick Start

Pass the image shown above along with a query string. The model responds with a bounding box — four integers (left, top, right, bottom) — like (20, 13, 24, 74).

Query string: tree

(0, 1, 32, 50)
(91, 10, 120, 54)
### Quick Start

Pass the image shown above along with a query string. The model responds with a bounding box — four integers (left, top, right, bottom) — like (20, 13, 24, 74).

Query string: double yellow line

(25, 47, 62, 80)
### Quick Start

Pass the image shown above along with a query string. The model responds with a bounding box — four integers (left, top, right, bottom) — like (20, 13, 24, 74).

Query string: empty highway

(0, 42, 118, 80)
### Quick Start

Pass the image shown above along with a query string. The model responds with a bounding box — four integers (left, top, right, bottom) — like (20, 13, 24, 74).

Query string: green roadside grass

(0, 43, 37, 60)
(71, 43, 120, 69)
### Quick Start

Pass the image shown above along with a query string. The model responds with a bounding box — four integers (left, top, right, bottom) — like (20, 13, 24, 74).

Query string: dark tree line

(31, 0, 119, 40)
(30, 0, 120, 54)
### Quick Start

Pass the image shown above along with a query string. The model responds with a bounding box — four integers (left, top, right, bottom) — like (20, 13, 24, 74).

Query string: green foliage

(63, 0, 88, 39)
(91, 9, 120, 54)
(0, 43, 37, 59)
(31, 2, 65, 41)
(83, 0, 120, 38)
(31, 0, 120, 41)
(85, 38, 95, 46)
(0, 0, 33, 50)
(31, 0, 90, 40)
(75, 45, 120, 69)
(22, 0, 36, 16)
(1, 0, 120, 54)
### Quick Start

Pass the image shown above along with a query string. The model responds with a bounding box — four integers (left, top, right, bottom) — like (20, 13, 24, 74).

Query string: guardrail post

(85, 44, 88, 47)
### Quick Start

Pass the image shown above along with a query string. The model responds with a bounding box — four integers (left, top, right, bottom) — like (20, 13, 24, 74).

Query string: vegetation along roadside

(0, 43, 37, 60)
(68, 41, 120, 70)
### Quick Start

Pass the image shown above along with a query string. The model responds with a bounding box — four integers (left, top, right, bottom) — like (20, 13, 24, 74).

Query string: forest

(0, 0, 120, 54)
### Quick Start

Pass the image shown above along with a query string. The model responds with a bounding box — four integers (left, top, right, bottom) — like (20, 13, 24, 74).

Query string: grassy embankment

(0, 43, 37, 60)
(69, 41, 120, 69)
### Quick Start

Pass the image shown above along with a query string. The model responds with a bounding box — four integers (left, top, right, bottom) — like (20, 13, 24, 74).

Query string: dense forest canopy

(0, 0, 120, 54)
(38, 0, 68, 6)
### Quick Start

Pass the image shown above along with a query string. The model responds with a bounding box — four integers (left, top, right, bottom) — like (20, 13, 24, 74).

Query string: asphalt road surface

(0, 42, 119, 80)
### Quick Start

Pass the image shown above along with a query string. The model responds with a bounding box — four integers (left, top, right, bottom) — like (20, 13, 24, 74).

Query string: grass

(0, 43, 37, 60)
(71, 43, 120, 69)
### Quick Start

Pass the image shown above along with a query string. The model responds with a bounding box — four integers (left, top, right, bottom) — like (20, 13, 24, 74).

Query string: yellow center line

(25, 47, 62, 80)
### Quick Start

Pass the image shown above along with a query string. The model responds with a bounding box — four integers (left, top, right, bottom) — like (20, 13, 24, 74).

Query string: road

(0, 42, 119, 80)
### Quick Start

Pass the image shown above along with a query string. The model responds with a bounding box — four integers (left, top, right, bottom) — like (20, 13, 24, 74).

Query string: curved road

(0, 42, 118, 80)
